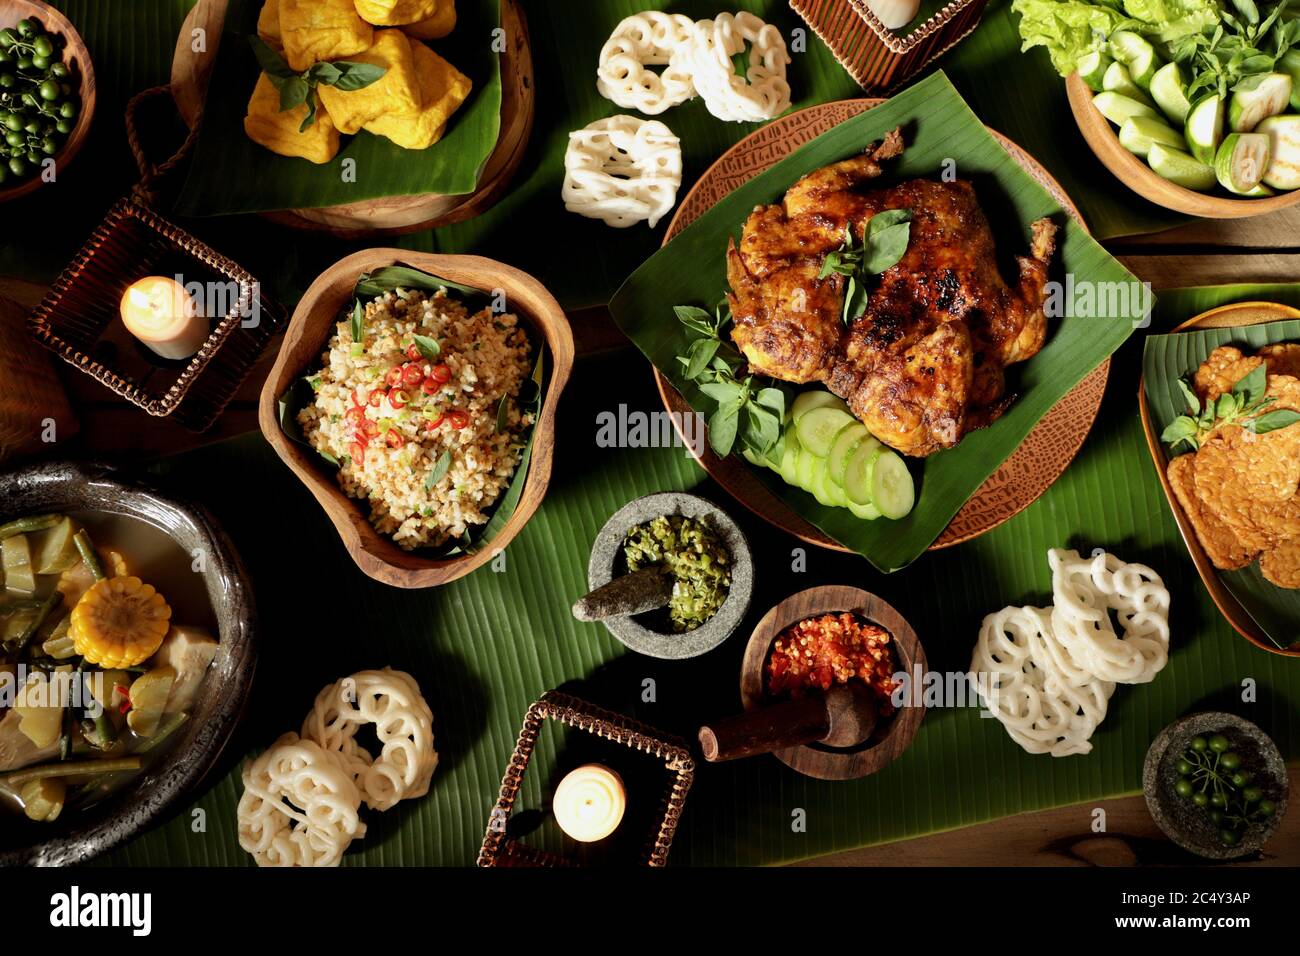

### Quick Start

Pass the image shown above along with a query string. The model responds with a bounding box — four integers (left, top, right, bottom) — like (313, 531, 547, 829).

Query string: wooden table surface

(2, 201, 1297, 868)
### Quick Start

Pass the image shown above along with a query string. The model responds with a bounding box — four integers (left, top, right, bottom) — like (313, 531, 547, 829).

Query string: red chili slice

(425, 414, 446, 431)
(406, 343, 422, 361)
(430, 363, 452, 384)
(449, 410, 470, 430)
(351, 388, 365, 408)
(402, 363, 424, 387)
(386, 431, 405, 449)
(385, 366, 404, 387)
(421, 377, 441, 395)
(389, 389, 408, 410)
(362, 418, 379, 438)
(369, 389, 387, 408)
(351, 442, 366, 461)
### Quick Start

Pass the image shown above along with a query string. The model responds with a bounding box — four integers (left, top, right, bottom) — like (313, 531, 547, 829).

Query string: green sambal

(623, 514, 731, 633)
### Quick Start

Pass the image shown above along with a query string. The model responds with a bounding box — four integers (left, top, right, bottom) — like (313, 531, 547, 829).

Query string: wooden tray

(656, 99, 1109, 553)
(1137, 300, 1300, 658)
(0, 0, 96, 204)
(1066, 73, 1300, 220)
(170, 0, 534, 237)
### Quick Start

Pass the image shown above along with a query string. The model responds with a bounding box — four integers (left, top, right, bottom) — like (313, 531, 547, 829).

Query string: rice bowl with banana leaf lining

(297, 286, 536, 551)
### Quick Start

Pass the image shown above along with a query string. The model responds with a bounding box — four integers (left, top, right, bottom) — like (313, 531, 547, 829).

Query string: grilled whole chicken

(725, 128, 1058, 457)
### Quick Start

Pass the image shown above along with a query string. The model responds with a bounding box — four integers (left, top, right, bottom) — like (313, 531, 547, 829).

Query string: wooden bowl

(1137, 300, 1300, 657)
(0, 0, 96, 204)
(171, 0, 534, 237)
(739, 586, 926, 781)
(1066, 73, 1300, 219)
(258, 249, 574, 589)
(657, 98, 1109, 554)
(0, 460, 256, 866)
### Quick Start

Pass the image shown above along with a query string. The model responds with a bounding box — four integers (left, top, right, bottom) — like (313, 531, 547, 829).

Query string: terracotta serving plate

(258, 248, 574, 589)
(1066, 73, 1300, 219)
(170, 0, 534, 237)
(657, 98, 1109, 553)
(738, 585, 926, 781)
(1138, 300, 1300, 658)
(0, 0, 96, 204)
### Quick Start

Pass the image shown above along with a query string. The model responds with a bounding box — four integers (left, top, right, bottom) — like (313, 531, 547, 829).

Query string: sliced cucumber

(1228, 73, 1293, 133)
(795, 447, 818, 491)
(1215, 132, 1271, 194)
(1101, 62, 1155, 106)
(806, 458, 837, 507)
(1147, 143, 1217, 191)
(1093, 90, 1158, 127)
(779, 436, 801, 486)
(865, 449, 916, 520)
(791, 390, 848, 423)
(795, 406, 855, 457)
(1077, 49, 1114, 93)
(1108, 32, 1160, 90)
(1149, 61, 1191, 125)
(1118, 116, 1184, 158)
(813, 463, 848, 508)
(841, 439, 879, 507)
(1185, 94, 1225, 165)
(847, 498, 881, 521)
(827, 423, 870, 486)
(1281, 50, 1300, 110)
(1256, 115, 1300, 191)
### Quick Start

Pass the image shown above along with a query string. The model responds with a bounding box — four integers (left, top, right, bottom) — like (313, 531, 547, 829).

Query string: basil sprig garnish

(818, 209, 913, 326)
(249, 37, 387, 132)
(1161, 362, 1300, 452)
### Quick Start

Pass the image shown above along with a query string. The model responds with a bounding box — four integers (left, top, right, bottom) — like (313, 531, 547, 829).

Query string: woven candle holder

(478, 691, 695, 867)
(791, 0, 988, 92)
(27, 198, 283, 431)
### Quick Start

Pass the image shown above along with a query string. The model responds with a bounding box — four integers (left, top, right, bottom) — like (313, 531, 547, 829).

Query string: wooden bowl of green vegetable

(0, 0, 96, 203)
(0, 460, 256, 866)
(1065, 17, 1300, 218)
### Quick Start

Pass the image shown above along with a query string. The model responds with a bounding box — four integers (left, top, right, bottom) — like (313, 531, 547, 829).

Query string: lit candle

(552, 763, 625, 843)
(119, 276, 208, 361)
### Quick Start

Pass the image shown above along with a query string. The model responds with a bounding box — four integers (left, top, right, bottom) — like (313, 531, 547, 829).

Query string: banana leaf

(1142, 289, 1300, 650)
(97, 304, 1300, 866)
(609, 70, 1146, 573)
(173, 0, 502, 215)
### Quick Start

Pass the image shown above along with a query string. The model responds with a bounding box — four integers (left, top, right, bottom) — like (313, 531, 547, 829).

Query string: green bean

(11, 591, 60, 652)
(0, 514, 62, 540)
(80, 711, 116, 751)
(72, 529, 104, 581)
(134, 712, 189, 755)
(2, 756, 141, 788)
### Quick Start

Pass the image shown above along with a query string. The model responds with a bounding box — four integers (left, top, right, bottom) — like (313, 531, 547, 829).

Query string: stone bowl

(586, 493, 752, 660)
(0, 460, 256, 865)
(1143, 711, 1289, 860)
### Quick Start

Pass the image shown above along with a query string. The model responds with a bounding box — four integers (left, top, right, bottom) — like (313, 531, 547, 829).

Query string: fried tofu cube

(244, 72, 341, 164)
(280, 0, 373, 72)
(256, 0, 282, 49)
(316, 29, 420, 134)
(364, 40, 471, 149)
(354, 0, 441, 26)
(403, 0, 456, 40)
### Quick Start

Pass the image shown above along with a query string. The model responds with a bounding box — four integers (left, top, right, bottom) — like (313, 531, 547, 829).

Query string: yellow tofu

(354, 0, 440, 27)
(256, 0, 282, 49)
(280, 0, 373, 72)
(316, 29, 419, 134)
(364, 40, 471, 149)
(243, 72, 341, 165)
(403, 0, 456, 39)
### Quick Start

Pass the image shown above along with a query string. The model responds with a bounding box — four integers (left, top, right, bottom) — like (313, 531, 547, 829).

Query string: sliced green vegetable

(1108, 32, 1161, 90)
(1148, 143, 1217, 190)
(1101, 62, 1155, 105)
(1077, 49, 1114, 92)
(1093, 90, 1158, 126)
(1, 534, 36, 593)
(1149, 62, 1192, 124)
(866, 449, 916, 520)
(791, 390, 847, 423)
(1119, 116, 1185, 157)
(1215, 132, 1271, 194)
(828, 423, 871, 486)
(1185, 94, 1226, 164)
(1256, 115, 1300, 190)
(795, 406, 856, 457)
(33, 517, 79, 575)
(1228, 74, 1292, 133)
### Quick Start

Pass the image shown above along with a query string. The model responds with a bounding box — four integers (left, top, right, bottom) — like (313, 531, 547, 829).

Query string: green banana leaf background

(174, 0, 503, 214)
(84, 282, 1300, 868)
(610, 71, 1144, 572)
(2, 0, 1188, 305)
(1143, 309, 1300, 650)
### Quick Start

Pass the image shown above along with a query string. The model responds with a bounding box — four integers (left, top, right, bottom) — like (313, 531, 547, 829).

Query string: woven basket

(791, 0, 988, 92)
(478, 690, 695, 867)
(28, 198, 283, 431)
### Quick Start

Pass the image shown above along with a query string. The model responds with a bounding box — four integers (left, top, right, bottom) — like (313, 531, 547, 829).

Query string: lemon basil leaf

(863, 209, 913, 274)
(412, 334, 440, 361)
(425, 450, 452, 492)
(686, 337, 719, 380)
(1246, 408, 1300, 434)
(328, 60, 388, 92)
(298, 93, 319, 133)
(1232, 363, 1267, 406)
(350, 299, 364, 344)
(1160, 415, 1200, 450)
(248, 36, 295, 79)
(708, 402, 741, 456)
(1176, 377, 1201, 415)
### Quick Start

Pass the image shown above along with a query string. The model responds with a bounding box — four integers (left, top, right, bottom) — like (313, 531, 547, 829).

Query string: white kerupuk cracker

(671, 12, 791, 123)
(562, 115, 682, 228)
(596, 11, 697, 114)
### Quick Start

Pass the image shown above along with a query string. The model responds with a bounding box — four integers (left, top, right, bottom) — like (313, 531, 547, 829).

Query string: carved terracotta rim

(654, 98, 1109, 554)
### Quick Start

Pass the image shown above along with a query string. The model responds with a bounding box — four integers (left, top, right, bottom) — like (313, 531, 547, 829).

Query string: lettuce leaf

(1012, 0, 1134, 74)
(1013, 0, 1221, 76)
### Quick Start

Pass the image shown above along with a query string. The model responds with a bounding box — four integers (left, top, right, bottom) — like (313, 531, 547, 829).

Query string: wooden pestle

(698, 684, 878, 761)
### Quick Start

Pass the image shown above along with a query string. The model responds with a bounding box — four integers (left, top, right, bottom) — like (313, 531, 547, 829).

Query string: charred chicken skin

(725, 129, 1058, 457)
